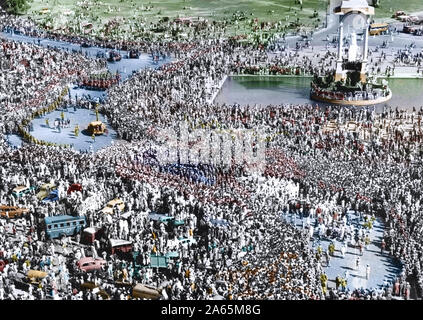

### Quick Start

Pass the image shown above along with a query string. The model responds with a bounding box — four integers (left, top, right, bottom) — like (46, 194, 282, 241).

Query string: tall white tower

(330, 0, 373, 24)
(333, 0, 374, 82)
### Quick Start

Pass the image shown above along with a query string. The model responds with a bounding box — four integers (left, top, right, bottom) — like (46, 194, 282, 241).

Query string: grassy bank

(25, 0, 328, 39)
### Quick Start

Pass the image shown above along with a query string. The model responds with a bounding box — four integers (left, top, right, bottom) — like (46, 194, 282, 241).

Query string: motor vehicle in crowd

(81, 226, 105, 245)
(41, 190, 59, 203)
(148, 212, 174, 223)
(36, 183, 56, 200)
(128, 49, 140, 59)
(43, 215, 87, 239)
(80, 282, 110, 299)
(67, 183, 83, 195)
(107, 50, 121, 62)
(132, 283, 162, 300)
(393, 10, 406, 18)
(12, 185, 35, 198)
(27, 270, 48, 285)
(109, 239, 133, 255)
(369, 23, 389, 36)
(132, 250, 179, 272)
(0, 205, 30, 218)
(100, 198, 125, 214)
(0, 259, 5, 272)
(76, 257, 107, 272)
(178, 237, 197, 249)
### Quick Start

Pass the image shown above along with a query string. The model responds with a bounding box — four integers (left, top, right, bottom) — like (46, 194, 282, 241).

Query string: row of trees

(2, 0, 31, 15)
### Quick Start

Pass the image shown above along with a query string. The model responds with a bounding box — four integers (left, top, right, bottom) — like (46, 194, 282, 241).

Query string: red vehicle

(67, 183, 83, 195)
(76, 257, 106, 272)
(81, 227, 100, 244)
(109, 239, 133, 255)
(0, 260, 6, 272)
(81, 226, 107, 245)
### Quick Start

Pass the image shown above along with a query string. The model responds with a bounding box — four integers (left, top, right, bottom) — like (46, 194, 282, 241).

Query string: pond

(214, 76, 423, 112)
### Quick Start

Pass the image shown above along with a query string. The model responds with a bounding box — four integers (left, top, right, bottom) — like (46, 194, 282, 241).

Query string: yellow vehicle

(0, 205, 29, 218)
(37, 183, 57, 200)
(369, 23, 389, 36)
(132, 283, 162, 300)
(39, 8, 50, 14)
(87, 121, 106, 135)
(27, 270, 48, 284)
(101, 198, 125, 215)
(81, 282, 110, 299)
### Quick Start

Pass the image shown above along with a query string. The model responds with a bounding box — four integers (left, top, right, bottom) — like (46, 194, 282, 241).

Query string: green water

(215, 76, 423, 111)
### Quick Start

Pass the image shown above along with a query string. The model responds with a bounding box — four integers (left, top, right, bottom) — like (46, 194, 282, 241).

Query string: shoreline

(311, 91, 393, 106)
(230, 74, 423, 80)
(207, 74, 228, 104)
(230, 73, 314, 79)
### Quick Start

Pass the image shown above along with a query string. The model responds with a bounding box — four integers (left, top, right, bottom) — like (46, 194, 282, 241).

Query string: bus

(44, 215, 86, 239)
(132, 283, 162, 300)
(369, 23, 389, 36)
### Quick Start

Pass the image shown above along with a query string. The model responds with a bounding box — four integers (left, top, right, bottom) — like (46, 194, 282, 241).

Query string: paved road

(278, 13, 423, 50)
(284, 211, 402, 292)
(27, 107, 120, 152)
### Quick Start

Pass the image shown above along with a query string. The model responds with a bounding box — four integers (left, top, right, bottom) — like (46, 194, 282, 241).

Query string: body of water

(215, 76, 423, 112)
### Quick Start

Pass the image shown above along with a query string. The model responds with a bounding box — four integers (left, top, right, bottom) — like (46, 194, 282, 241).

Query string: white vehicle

(177, 237, 197, 249)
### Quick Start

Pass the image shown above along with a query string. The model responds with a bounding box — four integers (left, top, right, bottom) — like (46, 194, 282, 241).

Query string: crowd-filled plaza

(0, 0, 423, 301)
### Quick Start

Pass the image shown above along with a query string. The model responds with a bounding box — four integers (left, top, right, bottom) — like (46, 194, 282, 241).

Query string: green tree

(3, 0, 32, 15)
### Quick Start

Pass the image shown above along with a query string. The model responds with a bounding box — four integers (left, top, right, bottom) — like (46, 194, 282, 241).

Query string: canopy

(334, 0, 375, 16)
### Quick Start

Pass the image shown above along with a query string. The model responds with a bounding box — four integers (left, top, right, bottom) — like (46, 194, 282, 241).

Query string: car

(100, 198, 125, 215)
(0, 205, 30, 218)
(0, 260, 6, 272)
(12, 185, 35, 198)
(148, 212, 174, 223)
(209, 218, 230, 228)
(27, 270, 48, 285)
(41, 189, 59, 203)
(178, 237, 197, 249)
(109, 239, 133, 255)
(36, 183, 57, 200)
(81, 227, 102, 245)
(80, 282, 110, 299)
(132, 283, 162, 300)
(76, 257, 107, 272)
(67, 183, 82, 195)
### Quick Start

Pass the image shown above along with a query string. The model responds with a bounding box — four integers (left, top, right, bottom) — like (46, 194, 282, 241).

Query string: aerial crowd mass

(0, 7, 423, 300)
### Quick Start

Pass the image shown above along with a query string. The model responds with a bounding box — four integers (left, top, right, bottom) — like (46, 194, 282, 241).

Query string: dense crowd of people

(0, 11, 423, 300)
(0, 23, 104, 134)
